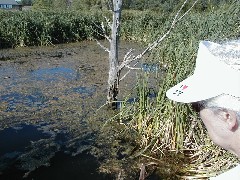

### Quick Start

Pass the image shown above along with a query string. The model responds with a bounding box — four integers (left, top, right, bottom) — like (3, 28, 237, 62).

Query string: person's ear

(221, 110, 238, 131)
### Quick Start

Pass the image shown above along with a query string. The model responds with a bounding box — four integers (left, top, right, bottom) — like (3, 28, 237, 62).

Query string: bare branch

(92, 21, 111, 42)
(119, 71, 130, 82)
(101, 22, 106, 33)
(96, 40, 110, 53)
(177, 0, 199, 22)
(124, 48, 134, 60)
(118, 48, 135, 71)
(104, 16, 112, 29)
(139, 163, 146, 180)
(136, 0, 193, 56)
(119, 61, 140, 81)
(96, 31, 111, 42)
(118, 0, 199, 76)
(125, 65, 141, 70)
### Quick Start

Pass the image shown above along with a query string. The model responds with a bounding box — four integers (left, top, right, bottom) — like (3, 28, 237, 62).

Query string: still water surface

(0, 41, 160, 179)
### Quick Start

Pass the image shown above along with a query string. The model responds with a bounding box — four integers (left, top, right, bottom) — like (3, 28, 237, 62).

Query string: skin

(200, 108, 240, 157)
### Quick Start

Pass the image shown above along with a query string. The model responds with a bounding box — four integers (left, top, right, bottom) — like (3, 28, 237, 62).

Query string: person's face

(200, 109, 228, 147)
(199, 108, 238, 155)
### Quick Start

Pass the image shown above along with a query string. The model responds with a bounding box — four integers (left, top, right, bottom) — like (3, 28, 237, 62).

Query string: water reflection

(142, 63, 159, 72)
(31, 67, 76, 81)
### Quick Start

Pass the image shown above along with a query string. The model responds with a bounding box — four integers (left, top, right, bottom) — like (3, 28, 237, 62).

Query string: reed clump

(0, 10, 106, 48)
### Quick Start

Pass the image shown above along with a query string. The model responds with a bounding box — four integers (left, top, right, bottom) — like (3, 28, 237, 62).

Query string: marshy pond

(0, 41, 161, 179)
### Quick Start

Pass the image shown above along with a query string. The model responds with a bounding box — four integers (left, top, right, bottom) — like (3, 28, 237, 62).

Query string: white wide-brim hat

(166, 41, 240, 103)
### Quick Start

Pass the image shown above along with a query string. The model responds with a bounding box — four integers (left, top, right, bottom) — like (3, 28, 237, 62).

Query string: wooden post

(107, 0, 122, 108)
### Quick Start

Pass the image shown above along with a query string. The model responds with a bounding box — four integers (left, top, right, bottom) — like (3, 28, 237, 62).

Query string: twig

(125, 65, 141, 70)
(177, 0, 199, 22)
(104, 16, 112, 29)
(93, 21, 111, 42)
(96, 40, 110, 53)
(119, 61, 140, 81)
(95, 101, 108, 112)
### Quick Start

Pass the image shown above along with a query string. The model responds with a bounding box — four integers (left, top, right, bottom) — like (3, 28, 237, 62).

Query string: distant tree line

(29, 0, 236, 12)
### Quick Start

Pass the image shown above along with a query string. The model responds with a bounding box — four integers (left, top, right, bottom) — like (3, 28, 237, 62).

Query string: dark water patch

(0, 122, 102, 179)
(0, 124, 53, 174)
(26, 151, 114, 180)
(0, 123, 68, 178)
(0, 165, 26, 180)
(0, 91, 50, 112)
(0, 151, 113, 180)
(30, 67, 76, 82)
(0, 124, 51, 157)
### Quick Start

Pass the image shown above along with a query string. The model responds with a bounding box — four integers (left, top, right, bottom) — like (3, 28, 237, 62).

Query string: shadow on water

(0, 124, 51, 179)
(0, 124, 50, 157)
(26, 151, 113, 180)
(0, 124, 112, 180)
(1, 144, 113, 180)
(0, 123, 113, 180)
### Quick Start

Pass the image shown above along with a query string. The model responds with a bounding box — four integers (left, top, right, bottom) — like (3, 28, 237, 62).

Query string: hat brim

(166, 40, 240, 103)
(166, 74, 223, 103)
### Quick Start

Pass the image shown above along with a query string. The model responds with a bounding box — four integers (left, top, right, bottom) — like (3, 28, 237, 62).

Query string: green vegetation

(0, 0, 239, 178)
(30, 0, 238, 12)
(0, 10, 105, 48)
(0, 0, 238, 48)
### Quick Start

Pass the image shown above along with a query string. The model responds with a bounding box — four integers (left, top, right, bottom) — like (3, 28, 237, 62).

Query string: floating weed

(0, 91, 50, 112)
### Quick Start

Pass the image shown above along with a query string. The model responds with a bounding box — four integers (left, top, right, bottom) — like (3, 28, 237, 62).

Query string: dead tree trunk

(96, 0, 198, 108)
(107, 0, 122, 108)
